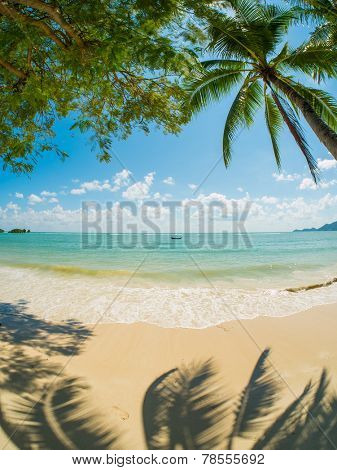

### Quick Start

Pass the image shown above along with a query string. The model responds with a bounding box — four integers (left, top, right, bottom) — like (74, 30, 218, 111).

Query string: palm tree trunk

(267, 74, 337, 160)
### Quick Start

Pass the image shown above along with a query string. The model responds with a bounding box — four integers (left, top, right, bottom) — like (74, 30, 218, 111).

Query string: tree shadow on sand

(0, 300, 120, 449)
(1, 343, 337, 450)
(0, 300, 92, 394)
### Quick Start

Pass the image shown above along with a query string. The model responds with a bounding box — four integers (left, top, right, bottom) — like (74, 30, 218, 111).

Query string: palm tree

(186, 0, 337, 181)
(292, 0, 337, 45)
(1, 348, 337, 449)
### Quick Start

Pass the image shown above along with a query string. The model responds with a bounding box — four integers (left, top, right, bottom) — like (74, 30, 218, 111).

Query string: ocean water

(0, 232, 337, 327)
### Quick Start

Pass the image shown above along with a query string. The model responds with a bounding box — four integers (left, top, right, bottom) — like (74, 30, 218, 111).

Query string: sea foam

(1, 265, 337, 328)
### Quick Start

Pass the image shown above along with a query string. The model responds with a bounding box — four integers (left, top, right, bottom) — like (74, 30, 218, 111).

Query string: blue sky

(1, 19, 337, 232)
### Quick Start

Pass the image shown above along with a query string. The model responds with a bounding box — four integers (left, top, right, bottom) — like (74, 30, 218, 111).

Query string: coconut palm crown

(186, 0, 337, 181)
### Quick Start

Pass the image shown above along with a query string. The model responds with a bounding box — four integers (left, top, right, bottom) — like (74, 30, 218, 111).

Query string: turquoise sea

(1, 232, 337, 327)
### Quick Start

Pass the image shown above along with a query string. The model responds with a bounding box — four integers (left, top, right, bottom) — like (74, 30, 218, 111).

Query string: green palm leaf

(227, 348, 280, 450)
(227, 0, 264, 23)
(270, 89, 319, 182)
(208, 16, 261, 61)
(291, 85, 337, 132)
(201, 59, 249, 71)
(223, 77, 263, 166)
(186, 68, 244, 113)
(265, 91, 283, 169)
(260, 6, 298, 54)
(281, 45, 337, 78)
(271, 42, 289, 67)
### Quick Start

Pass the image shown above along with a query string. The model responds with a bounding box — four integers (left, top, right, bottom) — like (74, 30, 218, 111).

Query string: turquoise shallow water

(1, 232, 337, 327)
(0, 232, 337, 288)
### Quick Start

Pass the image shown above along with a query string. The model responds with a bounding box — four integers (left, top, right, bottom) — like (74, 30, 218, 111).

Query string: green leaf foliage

(0, 0, 220, 172)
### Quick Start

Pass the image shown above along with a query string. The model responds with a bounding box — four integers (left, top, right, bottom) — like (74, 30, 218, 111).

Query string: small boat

(171, 235, 182, 240)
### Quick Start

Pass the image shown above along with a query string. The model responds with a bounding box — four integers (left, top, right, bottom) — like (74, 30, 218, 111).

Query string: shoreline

(2, 263, 337, 328)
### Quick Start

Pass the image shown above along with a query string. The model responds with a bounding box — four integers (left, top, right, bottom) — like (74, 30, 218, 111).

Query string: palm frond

(264, 91, 283, 169)
(226, 0, 265, 23)
(261, 6, 298, 53)
(291, 85, 337, 132)
(143, 361, 230, 450)
(291, 4, 329, 26)
(186, 67, 244, 113)
(290, 0, 337, 25)
(306, 24, 333, 45)
(270, 89, 319, 182)
(223, 76, 263, 166)
(0, 378, 119, 450)
(201, 59, 249, 71)
(271, 42, 289, 67)
(207, 16, 262, 62)
(281, 44, 337, 78)
(227, 348, 280, 450)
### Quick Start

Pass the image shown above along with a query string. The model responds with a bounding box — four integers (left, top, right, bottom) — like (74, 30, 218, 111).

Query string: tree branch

(0, 2, 67, 49)
(0, 56, 27, 79)
(7, 0, 85, 48)
(27, 45, 32, 67)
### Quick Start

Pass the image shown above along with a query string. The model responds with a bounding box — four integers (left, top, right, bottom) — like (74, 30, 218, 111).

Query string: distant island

(294, 221, 337, 232)
(0, 228, 31, 233)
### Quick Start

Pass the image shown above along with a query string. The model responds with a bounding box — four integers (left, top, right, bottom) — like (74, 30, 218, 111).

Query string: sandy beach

(1, 302, 337, 449)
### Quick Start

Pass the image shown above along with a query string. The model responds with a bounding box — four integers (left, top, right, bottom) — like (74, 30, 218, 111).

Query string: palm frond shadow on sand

(0, 377, 120, 450)
(1, 348, 337, 450)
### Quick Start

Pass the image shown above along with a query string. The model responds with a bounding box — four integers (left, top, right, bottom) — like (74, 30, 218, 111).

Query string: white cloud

(237, 187, 244, 192)
(71, 178, 80, 183)
(259, 196, 279, 204)
(70, 180, 109, 193)
(317, 158, 337, 170)
(70, 170, 132, 195)
(82, 180, 110, 192)
(28, 194, 43, 205)
(122, 172, 155, 200)
(113, 169, 131, 189)
(41, 190, 57, 197)
(15, 192, 24, 199)
(145, 172, 155, 186)
(163, 176, 175, 185)
(188, 183, 197, 190)
(6, 202, 20, 211)
(2, 190, 337, 232)
(298, 177, 337, 190)
(299, 178, 317, 190)
(320, 179, 337, 189)
(48, 197, 59, 203)
(70, 188, 86, 195)
(273, 172, 301, 182)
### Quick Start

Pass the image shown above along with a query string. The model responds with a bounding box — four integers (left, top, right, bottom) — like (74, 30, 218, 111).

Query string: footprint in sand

(111, 406, 129, 421)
